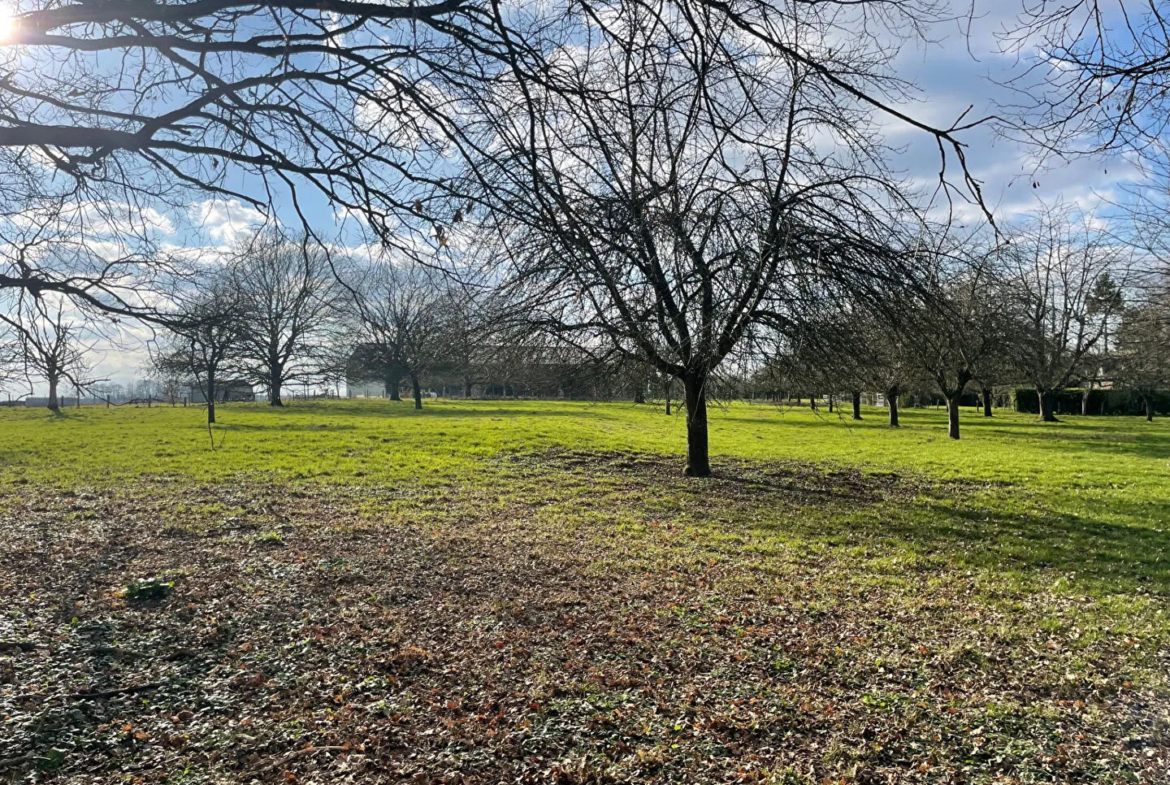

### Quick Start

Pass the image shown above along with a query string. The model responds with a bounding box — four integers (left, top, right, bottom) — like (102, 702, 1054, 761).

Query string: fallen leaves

(0, 468, 1165, 784)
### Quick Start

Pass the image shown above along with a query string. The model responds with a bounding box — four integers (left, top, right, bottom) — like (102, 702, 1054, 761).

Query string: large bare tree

(228, 230, 340, 406)
(1003, 207, 1129, 422)
(0, 0, 988, 327)
(451, 0, 930, 474)
(0, 290, 90, 411)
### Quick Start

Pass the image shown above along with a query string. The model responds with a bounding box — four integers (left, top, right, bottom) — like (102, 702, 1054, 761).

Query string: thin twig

(248, 746, 349, 776)
(0, 754, 37, 769)
(69, 681, 163, 700)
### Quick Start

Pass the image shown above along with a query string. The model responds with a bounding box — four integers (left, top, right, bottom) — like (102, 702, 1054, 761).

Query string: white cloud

(189, 199, 268, 243)
(9, 201, 175, 237)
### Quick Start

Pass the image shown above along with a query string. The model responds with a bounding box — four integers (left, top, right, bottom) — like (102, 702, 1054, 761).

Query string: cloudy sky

(4, 0, 1139, 394)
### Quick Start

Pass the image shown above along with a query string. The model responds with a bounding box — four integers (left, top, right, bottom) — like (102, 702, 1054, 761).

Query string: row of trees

(3, 204, 1167, 463)
(763, 206, 1160, 439)
(149, 230, 500, 422)
(3, 0, 1170, 473)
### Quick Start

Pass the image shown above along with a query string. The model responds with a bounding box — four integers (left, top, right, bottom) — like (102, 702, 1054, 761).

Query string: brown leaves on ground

(0, 461, 1166, 783)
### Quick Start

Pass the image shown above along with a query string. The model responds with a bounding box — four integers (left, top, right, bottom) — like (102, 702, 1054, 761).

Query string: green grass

(2, 396, 1166, 488)
(1, 399, 1168, 782)
(2, 398, 1167, 594)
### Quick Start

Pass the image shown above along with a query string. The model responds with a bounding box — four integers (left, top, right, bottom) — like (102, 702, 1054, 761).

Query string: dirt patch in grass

(0, 460, 1166, 783)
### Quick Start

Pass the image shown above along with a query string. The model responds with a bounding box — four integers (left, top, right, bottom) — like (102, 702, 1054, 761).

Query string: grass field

(0, 399, 1167, 783)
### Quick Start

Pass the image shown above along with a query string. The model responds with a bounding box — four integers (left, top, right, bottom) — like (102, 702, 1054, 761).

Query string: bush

(1012, 388, 1170, 416)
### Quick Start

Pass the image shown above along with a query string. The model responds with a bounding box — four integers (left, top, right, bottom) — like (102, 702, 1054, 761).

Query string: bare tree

(353, 263, 443, 410)
(228, 230, 339, 407)
(912, 237, 1017, 440)
(1114, 294, 1170, 421)
(0, 0, 993, 353)
(432, 278, 497, 399)
(832, 305, 923, 428)
(453, 0, 931, 475)
(0, 290, 91, 412)
(154, 279, 244, 425)
(1003, 207, 1129, 422)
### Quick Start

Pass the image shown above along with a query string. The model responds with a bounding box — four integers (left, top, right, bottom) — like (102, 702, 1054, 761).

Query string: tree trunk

(464, 378, 473, 398)
(664, 378, 672, 416)
(982, 386, 993, 417)
(411, 373, 422, 410)
(887, 386, 900, 427)
(1081, 385, 1090, 416)
(851, 391, 862, 420)
(1038, 389, 1057, 422)
(386, 369, 402, 401)
(270, 378, 283, 407)
(634, 387, 645, 404)
(827, 395, 834, 413)
(946, 394, 961, 440)
(1145, 395, 1154, 422)
(207, 377, 217, 424)
(683, 373, 710, 477)
(46, 373, 60, 412)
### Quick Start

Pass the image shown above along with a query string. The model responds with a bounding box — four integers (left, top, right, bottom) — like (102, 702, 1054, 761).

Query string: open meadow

(0, 400, 1168, 783)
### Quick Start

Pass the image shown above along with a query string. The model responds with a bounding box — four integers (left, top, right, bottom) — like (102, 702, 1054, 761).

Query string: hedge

(1012, 388, 1170, 416)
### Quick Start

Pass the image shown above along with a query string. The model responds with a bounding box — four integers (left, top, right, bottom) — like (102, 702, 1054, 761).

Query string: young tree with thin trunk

(228, 230, 339, 407)
(154, 281, 244, 426)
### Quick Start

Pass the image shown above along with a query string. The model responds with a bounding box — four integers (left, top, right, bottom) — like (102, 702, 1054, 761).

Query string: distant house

(187, 380, 256, 403)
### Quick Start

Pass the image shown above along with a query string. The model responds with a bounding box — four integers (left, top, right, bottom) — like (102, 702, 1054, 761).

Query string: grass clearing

(0, 400, 1167, 782)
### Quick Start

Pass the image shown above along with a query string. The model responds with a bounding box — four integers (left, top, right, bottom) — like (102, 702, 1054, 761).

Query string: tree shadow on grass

(1016, 428, 1170, 461)
(525, 448, 1170, 597)
(865, 500, 1170, 594)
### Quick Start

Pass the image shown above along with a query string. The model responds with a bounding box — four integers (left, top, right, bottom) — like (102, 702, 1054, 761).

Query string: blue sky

(885, 0, 1134, 223)
(2, 0, 1142, 393)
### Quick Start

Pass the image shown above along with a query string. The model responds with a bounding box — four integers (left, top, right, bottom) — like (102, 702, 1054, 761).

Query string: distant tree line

(752, 204, 1161, 439)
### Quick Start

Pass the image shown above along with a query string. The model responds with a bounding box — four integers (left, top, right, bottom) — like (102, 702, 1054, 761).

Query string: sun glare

(0, 10, 14, 43)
